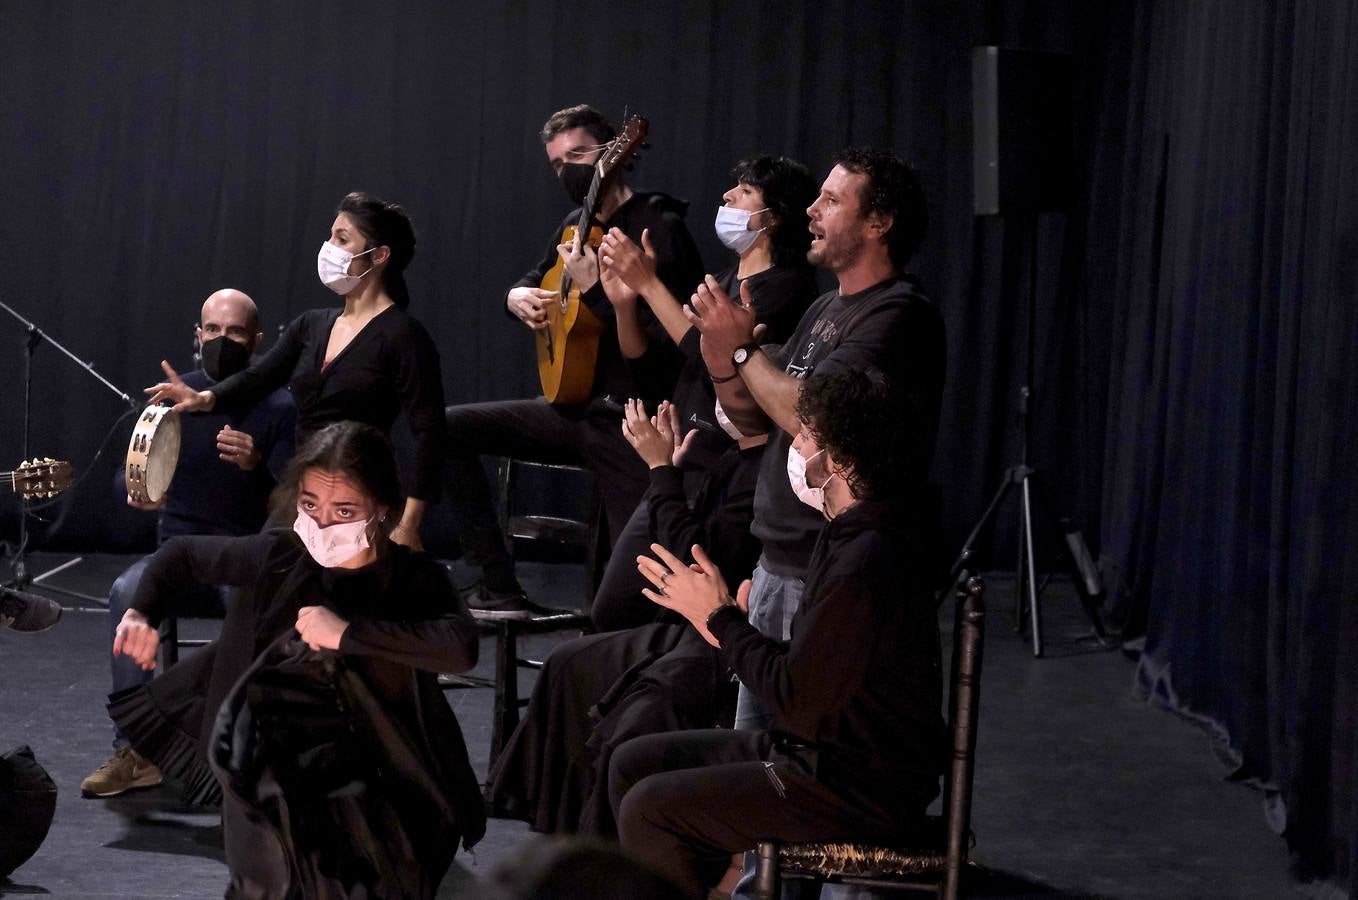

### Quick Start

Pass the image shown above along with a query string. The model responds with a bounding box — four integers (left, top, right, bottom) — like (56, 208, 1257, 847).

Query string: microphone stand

(0, 298, 138, 609)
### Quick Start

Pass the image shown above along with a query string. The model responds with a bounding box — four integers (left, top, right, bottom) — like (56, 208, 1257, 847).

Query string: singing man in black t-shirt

(686, 148, 946, 737)
(445, 104, 703, 617)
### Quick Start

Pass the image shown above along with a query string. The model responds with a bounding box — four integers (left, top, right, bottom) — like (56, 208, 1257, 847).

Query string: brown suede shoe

(80, 747, 163, 798)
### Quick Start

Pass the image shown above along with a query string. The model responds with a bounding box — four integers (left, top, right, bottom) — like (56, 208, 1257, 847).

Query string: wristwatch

(732, 342, 760, 368)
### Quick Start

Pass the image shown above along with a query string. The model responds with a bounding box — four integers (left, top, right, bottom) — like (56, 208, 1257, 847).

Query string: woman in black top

(586, 156, 820, 632)
(600, 155, 820, 468)
(109, 422, 484, 899)
(147, 192, 445, 549)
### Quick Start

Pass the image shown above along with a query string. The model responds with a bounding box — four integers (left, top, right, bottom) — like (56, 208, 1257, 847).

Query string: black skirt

(486, 622, 735, 838)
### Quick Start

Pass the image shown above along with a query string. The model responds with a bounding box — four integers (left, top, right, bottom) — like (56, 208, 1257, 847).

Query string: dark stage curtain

(0, 1, 1354, 893)
(1082, 1, 1358, 893)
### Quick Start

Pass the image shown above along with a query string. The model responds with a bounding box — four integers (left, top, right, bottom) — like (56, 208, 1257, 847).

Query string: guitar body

(537, 224, 604, 404)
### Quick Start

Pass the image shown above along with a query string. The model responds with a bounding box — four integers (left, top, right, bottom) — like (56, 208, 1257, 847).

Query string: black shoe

(0, 588, 62, 633)
(461, 583, 571, 620)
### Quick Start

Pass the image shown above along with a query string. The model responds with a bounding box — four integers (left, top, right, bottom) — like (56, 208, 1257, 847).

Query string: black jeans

(609, 729, 897, 899)
(444, 397, 650, 578)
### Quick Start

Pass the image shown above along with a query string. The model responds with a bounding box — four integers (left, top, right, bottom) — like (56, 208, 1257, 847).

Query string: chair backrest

(941, 577, 986, 900)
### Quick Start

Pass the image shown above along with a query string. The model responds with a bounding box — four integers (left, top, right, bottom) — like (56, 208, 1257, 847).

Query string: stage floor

(0, 553, 1292, 898)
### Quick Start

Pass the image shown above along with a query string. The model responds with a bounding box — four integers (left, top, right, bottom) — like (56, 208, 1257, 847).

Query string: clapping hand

(636, 543, 749, 647)
(599, 227, 659, 295)
(622, 399, 696, 468)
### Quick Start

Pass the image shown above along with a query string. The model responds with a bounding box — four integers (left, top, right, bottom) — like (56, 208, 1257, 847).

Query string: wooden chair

(754, 576, 987, 900)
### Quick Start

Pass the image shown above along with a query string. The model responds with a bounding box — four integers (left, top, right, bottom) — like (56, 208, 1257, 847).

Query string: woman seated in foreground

(107, 421, 485, 899)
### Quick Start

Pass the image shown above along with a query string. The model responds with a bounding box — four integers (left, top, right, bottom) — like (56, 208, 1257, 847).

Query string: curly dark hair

(831, 147, 927, 269)
(337, 192, 417, 309)
(270, 421, 403, 526)
(539, 104, 616, 146)
(729, 155, 817, 268)
(796, 369, 928, 500)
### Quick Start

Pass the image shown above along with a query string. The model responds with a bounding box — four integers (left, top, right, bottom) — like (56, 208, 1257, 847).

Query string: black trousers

(444, 397, 650, 577)
(609, 729, 898, 900)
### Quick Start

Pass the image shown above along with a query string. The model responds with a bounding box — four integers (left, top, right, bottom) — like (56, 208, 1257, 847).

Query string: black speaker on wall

(972, 47, 1074, 215)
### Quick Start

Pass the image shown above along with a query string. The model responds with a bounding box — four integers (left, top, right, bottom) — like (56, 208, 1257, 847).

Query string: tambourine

(125, 405, 181, 504)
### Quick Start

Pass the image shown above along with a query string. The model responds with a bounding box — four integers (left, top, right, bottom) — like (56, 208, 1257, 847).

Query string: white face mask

(714, 206, 767, 254)
(787, 445, 834, 518)
(316, 242, 377, 295)
(293, 505, 375, 567)
(714, 398, 745, 441)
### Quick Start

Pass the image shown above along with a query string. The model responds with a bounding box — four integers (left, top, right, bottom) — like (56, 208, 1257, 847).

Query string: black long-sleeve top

(512, 191, 704, 409)
(210, 306, 446, 501)
(708, 499, 948, 811)
(131, 530, 476, 672)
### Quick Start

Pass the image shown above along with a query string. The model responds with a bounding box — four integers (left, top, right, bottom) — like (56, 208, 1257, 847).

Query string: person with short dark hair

(147, 192, 446, 551)
(445, 103, 704, 617)
(107, 421, 484, 898)
(608, 372, 947, 899)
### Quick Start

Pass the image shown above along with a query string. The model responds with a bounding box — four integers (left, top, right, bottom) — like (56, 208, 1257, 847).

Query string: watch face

(734, 347, 751, 365)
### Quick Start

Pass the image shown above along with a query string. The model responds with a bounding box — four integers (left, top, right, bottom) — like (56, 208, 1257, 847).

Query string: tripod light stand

(948, 217, 1106, 658)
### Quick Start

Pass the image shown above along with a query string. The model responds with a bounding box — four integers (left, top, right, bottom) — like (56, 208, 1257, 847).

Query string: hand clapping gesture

(636, 542, 752, 647)
(599, 227, 659, 296)
(684, 275, 758, 364)
(621, 399, 697, 469)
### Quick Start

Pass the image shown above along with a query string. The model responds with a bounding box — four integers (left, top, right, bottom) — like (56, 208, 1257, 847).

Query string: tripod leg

(1021, 477, 1043, 657)
(1013, 493, 1026, 631)
(950, 476, 1015, 587)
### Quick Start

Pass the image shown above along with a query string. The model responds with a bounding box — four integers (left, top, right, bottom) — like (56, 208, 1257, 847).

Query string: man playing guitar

(446, 104, 703, 617)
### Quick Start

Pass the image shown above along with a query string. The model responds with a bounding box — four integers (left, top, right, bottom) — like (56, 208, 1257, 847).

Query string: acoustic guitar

(537, 115, 649, 404)
(3, 458, 74, 500)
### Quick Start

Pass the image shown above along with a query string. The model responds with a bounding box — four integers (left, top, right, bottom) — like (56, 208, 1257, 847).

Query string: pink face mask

(292, 505, 373, 567)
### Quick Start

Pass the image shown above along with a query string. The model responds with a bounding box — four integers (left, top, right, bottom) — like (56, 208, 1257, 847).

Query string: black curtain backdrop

(0, 1, 1352, 893)
(1082, 1, 1358, 893)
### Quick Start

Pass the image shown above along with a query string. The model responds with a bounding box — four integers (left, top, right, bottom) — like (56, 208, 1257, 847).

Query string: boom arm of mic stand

(0, 299, 139, 409)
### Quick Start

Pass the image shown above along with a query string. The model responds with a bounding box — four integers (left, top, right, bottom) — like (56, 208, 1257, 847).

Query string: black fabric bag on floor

(0, 744, 58, 878)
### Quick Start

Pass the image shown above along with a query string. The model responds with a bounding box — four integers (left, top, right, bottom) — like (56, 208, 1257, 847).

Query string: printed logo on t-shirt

(808, 317, 839, 349)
